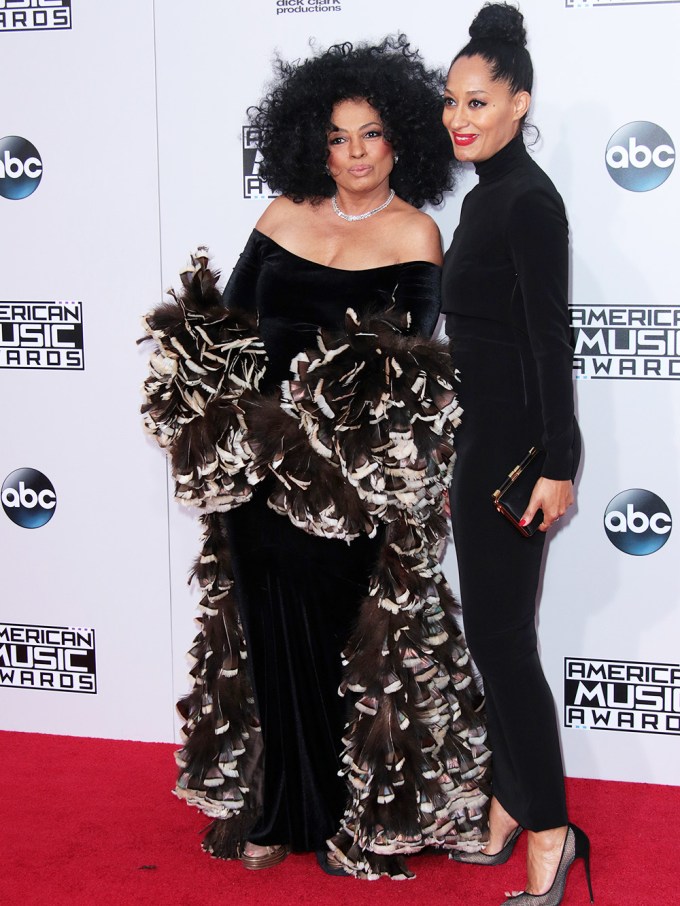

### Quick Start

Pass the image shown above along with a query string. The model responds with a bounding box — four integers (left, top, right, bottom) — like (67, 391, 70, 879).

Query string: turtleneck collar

(474, 132, 528, 183)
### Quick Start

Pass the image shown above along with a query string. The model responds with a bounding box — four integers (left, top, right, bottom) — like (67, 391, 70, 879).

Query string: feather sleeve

(139, 248, 268, 512)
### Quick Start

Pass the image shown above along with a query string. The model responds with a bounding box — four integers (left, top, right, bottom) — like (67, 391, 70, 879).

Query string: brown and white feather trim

(139, 249, 268, 512)
(140, 253, 490, 876)
(173, 512, 263, 856)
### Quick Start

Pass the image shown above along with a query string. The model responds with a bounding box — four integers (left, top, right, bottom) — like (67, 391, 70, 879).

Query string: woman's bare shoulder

(255, 196, 303, 236)
(395, 206, 443, 265)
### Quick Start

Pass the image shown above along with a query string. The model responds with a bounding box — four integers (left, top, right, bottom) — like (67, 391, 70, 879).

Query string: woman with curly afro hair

(251, 34, 454, 209)
(154, 35, 491, 879)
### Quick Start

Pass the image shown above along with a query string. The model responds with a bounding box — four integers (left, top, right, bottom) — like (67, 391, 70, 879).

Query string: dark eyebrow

(328, 120, 382, 133)
(444, 87, 490, 97)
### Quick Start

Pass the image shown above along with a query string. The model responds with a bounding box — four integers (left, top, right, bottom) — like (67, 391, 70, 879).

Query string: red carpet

(1, 731, 677, 906)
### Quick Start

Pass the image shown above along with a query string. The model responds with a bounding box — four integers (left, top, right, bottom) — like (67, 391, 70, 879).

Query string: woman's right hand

(520, 477, 574, 533)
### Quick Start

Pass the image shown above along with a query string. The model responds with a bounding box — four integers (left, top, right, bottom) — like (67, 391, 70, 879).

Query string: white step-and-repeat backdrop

(2, 0, 679, 786)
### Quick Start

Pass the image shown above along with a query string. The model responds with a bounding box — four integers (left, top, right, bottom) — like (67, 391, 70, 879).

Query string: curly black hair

(249, 35, 456, 208)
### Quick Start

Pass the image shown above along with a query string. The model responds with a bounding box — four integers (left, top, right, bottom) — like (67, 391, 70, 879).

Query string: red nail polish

(519, 518, 526, 527)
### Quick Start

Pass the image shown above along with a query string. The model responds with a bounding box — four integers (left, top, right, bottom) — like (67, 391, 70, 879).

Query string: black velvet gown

(442, 135, 580, 831)
(220, 229, 441, 850)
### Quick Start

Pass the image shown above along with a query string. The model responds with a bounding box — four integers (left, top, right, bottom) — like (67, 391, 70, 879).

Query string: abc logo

(605, 121, 675, 192)
(0, 135, 43, 200)
(604, 489, 672, 556)
(2, 468, 56, 529)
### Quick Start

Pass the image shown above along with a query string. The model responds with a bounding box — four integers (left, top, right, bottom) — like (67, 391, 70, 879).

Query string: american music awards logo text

(565, 658, 680, 736)
(570, 304, 680, 380)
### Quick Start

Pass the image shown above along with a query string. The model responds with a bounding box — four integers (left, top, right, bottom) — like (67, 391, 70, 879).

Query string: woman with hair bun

(142, 35, 491, 880)
(441, 4, 591, 905)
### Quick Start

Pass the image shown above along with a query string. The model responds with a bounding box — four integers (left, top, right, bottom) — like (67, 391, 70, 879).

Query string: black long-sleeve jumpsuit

(443, 134, 580, 831)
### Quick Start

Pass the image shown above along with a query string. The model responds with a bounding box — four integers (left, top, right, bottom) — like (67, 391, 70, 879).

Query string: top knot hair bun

(451, 3, 533, 104)
(469, 3, 527, 47)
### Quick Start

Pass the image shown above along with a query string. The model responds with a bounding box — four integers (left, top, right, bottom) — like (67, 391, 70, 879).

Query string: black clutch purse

(493, 446, 546, 537)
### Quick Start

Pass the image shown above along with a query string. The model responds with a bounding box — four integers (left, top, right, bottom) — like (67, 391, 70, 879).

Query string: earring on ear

(393, 153, 399, 165)
(325, 163, 332, 176)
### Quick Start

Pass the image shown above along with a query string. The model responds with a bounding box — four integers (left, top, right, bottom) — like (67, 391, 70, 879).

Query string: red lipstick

(453, 133, 478, 146)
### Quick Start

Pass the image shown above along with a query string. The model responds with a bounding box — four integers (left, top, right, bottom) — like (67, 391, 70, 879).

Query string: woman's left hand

(520, 478, 574, 533)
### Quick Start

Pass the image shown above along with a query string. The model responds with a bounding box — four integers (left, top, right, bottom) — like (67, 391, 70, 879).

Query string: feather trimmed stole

(140, 249, 491, 878)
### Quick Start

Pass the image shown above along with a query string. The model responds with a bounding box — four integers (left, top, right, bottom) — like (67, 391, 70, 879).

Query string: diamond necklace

(331, 189, 395, 222)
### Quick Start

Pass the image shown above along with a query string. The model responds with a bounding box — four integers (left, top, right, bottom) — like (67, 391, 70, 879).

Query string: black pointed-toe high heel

(500, 823, 593, 905)
(451, 825, 523, 865)
(315, 849, 351, 877)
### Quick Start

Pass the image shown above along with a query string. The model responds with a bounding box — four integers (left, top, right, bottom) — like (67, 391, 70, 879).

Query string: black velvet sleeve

(392, 262, 442, 338)
(221, 231, 261, 313)
(508, 188, 576, 480)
